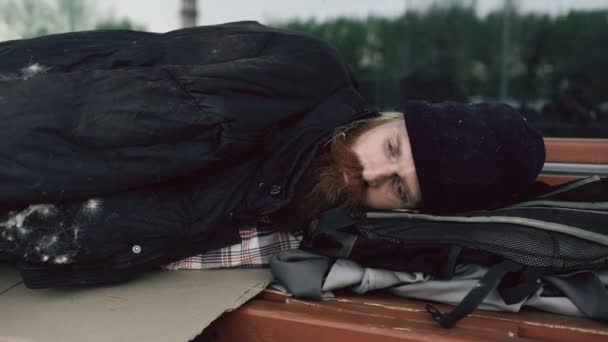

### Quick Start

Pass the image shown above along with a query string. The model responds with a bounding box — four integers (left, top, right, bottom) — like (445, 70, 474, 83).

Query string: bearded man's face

(300, 117, 421, 215)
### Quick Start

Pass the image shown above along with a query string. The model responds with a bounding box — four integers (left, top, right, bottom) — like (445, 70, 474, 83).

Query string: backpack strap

(498, 267, 545, 305)
(544, 271, 608, 320)
(425, 260, 523, 328)
(440, 245, 462, 279)
(302, 207, 358, 258)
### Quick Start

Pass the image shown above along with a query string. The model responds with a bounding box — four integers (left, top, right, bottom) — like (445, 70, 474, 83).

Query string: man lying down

(0, 21, 545, 287)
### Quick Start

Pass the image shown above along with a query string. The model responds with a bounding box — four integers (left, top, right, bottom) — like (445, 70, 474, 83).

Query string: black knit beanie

(401, 100, 546, 212)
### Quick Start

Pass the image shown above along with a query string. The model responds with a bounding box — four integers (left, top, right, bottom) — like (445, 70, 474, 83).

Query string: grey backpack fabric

(271, 176, 608, 328)
(271, 251, 608, 317)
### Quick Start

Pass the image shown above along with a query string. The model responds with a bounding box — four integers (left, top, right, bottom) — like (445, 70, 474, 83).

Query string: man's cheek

(363, 190, 380, 209)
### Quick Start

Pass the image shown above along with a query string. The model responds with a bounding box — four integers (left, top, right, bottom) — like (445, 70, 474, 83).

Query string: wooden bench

(201, 289, 608, 341)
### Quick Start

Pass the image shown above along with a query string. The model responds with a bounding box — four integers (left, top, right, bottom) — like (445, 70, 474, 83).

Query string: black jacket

(0, 21, 374, 287)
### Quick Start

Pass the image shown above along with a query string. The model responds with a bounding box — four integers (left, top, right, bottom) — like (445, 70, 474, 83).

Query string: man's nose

(362, 164, 394, 187)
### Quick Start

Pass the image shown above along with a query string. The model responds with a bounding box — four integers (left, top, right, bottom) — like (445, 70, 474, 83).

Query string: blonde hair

(328, 111, 404, 146)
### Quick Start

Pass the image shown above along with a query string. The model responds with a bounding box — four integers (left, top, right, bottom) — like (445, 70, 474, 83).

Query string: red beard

(286, 130, 369, 224)
(314, 133, 367, 209)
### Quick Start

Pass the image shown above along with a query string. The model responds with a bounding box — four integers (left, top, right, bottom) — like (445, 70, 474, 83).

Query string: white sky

(0, 0, 606, 39)
(97, 0, 608, 33)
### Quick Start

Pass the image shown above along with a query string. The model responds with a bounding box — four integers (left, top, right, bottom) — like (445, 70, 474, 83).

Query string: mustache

(306, 133, 367, 210)
(289, 128, 373, 226)
(327, 134, 366, 207)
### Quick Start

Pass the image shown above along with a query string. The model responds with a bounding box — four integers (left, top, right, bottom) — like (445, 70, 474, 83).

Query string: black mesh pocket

(357, 217, 608, 272)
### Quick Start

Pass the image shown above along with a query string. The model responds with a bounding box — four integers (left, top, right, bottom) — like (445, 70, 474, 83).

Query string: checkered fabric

(165, 226, 301, 270)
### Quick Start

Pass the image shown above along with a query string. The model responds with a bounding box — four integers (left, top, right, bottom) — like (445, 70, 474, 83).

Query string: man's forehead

(353, 118, 405, 143)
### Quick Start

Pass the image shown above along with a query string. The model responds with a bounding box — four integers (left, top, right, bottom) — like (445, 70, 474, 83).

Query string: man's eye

(394, 176, 407, 201)
(388, 141, 396, 156)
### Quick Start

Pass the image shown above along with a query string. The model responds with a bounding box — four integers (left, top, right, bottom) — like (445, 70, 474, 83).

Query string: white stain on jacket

(0, 204, 57, 229)
(21, 63, 50, 79)
(0, 198, 105, 265)
(0, 62, 50, 81)
(83, 198, 102, 213)
(53, 255, 71, 264)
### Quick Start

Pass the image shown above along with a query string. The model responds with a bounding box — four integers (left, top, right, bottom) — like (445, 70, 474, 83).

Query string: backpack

(297, 176, 608, 328)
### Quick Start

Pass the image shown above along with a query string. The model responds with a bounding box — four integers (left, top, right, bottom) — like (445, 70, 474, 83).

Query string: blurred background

(1, 0, 607, 138)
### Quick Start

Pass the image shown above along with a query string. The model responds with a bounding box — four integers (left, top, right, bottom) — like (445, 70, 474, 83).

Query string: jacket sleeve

(1, 21, 354, 134)
(0, 30, 159, 74)
(0, 22, 359, 206)
(161, 22, 357, 133)
(0, 64, 230, 206)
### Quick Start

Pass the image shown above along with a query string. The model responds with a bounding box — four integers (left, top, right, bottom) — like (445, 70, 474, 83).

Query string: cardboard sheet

(0, 264, 271, 342)
(0, 264, 21, 295)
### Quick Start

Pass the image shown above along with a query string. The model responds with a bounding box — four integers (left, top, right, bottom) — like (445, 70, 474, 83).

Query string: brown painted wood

(200, 291, 608, 342)
(539, 138, 607, 185)
(537, 174, 582, 186)
(544, 138, 608, 164)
